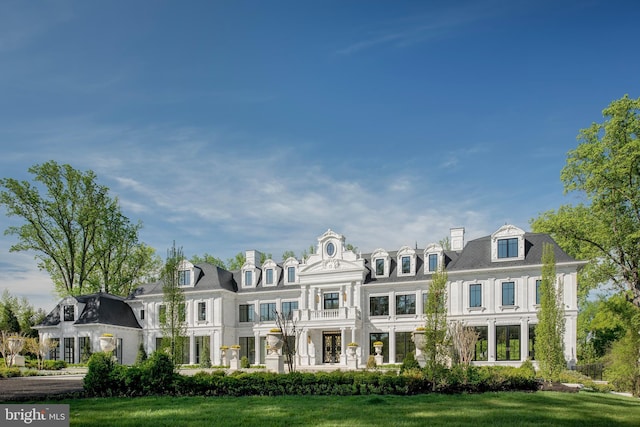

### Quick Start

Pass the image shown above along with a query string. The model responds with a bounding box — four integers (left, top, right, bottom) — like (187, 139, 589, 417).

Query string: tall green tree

(160, 242, 187, 364)
(190, 253, 226, 269)
(531, 95, 640, 306)
(535, 243, 566, 381)
(226, 252, 246, 270)
(424, 267, 449, 390)
(0, 161, 155, 297)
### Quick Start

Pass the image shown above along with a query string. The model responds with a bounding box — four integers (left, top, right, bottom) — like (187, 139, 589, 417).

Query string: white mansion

(35, 224, 583, 368)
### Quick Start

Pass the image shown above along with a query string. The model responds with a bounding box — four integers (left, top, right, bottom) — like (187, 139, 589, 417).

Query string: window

(469, 284, 482, 308)
(369, 296, 389, 316)
(422, 293, 428, 314)
(282, 301, 298, 320)
(178, 270, 190, 286)
(428, 254, 438, 272)
(395, 332, 416, 363)
(498, 238, 518, 259)
(496, 325, 521, 361)
(375, 258, 385, 276)
(529, 324, 537, 360)
(265, 269, 274, 285)
(473, 326, 488, 361)
(401, 256, 411, 274)
(159, 305, 166, 324)
(140, 309, 145, 320)
(369, 333, 389, 363)
(245, 270, 253, 287)
(198, 302, 206, 321)
(260, 303, 276, 321)
(502, 282, 515, 306)
(195, 336, 208, 365)
(287, 267, 296, 283)
(324, 292, 339, 310)
(49, 338, 60, 360)
(395, 294, 416, 315)
(64, 337, 75, 364)
(535, 280, 541, 305)
(79, 337, 91, 363)
(63, 305, 74, 322)
(239, 336, 255, 364)
(239, 304, 254, 322)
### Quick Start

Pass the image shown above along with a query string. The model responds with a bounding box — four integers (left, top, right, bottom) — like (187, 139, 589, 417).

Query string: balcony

(293, 307, 361, 323)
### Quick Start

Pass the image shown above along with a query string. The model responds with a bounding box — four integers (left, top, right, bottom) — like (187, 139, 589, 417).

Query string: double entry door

(323, 332, 341, 363)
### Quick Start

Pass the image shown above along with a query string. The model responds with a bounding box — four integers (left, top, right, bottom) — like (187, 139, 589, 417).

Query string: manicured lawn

(49, 391, 639, 426)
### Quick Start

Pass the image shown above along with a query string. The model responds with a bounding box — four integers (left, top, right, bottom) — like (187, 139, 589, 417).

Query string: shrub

(366, 355, 377, 369)
(400, 352, 420, 373)
(240, 356, 250, 369)
(84, 352, 118, 396)
(135, 343, 148, 365)
(141, 352, 176, 394)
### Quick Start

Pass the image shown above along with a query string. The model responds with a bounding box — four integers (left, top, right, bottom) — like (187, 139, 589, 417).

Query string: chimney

(450, 227, 465, 251)
(245, 250, 263, 267)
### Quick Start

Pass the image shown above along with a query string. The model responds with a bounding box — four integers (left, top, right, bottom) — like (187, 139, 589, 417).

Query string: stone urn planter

(229, 345, 241, 370)
(220, 346, 228, 366)
(266, 329, 284, 355)
(373, 341, 384, 365)
(411, 328, 426, 367)
(100, 334, 116, 353)
(347, 343, 358, 359)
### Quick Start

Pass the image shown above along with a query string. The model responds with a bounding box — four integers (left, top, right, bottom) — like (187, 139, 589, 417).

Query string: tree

(0, 290, 46, 338)
(423, 267, 449, 390)
(0, 161, 155, 297)
(0, 305, 20, 334)
(449, 321, 478, 367)
(535, 243, 566, 381)
(531, 96, 640, 306)
(273, 309, 300, 373)
(190, 253, 226, 269)
(226, 252, 246, 271)
(160, 242, 187, 365)
(281, 250, 296, 261)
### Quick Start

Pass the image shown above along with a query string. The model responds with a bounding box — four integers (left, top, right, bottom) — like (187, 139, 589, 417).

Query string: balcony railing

(293, 307, 361, 322)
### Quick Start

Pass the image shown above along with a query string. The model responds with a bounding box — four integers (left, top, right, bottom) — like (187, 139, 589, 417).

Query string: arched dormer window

(178, 260, 195, 287)
(424, 243, 444, 273)
(241, 261, 260, 288)
(397, 246, 416, 277)
(261, 259, 280, 287)
(283, 257, 300, 285)
(371, 248, 390, 278)
(491, 224, 526, 262)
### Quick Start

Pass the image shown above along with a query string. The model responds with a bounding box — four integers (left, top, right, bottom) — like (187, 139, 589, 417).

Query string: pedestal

(375, 355, 383, 366)
(266, 354, 284, 373)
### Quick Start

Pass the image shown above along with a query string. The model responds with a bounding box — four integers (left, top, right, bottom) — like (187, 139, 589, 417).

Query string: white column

(488, 319, 496, 362)
(520, 318, 529, 362)
(189, 332, 196, 365)
(254, 330, 261, 365)
(340, 328, 346, 364)
(389, 326, 396, 364)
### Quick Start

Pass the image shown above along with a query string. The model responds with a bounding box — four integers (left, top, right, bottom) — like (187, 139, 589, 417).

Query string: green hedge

(84, 354, 540, 397)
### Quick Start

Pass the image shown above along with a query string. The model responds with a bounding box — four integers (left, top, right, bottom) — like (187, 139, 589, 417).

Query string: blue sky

(0, 0, 638, 311)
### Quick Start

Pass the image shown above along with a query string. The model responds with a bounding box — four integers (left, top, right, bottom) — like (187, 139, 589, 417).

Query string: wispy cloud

(335, 1, 521, 56)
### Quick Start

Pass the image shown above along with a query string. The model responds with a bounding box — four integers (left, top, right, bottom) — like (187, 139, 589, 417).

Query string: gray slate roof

(135, 264, 238, 296)
(38, 292, 141, 329)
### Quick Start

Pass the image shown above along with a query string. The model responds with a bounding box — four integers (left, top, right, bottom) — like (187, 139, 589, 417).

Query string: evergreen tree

(200, 338, 211, 368)
(535, 243, 566, 381)
(160, 242, 187, 365)
(135, 342, 147, 365)
(1, 305, 21, 333)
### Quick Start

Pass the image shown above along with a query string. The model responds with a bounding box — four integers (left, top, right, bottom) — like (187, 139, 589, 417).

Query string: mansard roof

(447, 232, 576, 271)
(37, 292, 141, 329)
(134, 263, 238, 296)
(362, 250, 458, 284)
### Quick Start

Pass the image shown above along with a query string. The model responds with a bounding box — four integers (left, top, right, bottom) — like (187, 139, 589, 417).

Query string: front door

(323, 332, 341, 363)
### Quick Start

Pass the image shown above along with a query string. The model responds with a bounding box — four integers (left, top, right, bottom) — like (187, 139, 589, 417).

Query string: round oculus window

(326, 242, 336, 257)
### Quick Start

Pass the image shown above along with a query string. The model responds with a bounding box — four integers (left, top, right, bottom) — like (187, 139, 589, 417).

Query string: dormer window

(498, 238, 518, 259)
(63, 305, 74, 322)
(371, 249, 390, 278)
(424, 244, 444, 273)
(397, 246, 416, 277)
(177, 260, 195, 287)
(178, 270, 191, 286)
(261, 259, 280, 287)
(283, 257, 299, 285)
(491, 224, 526, 262)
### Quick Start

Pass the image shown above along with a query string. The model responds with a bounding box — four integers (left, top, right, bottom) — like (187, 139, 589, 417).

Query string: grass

(42, 391, 640, 426)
